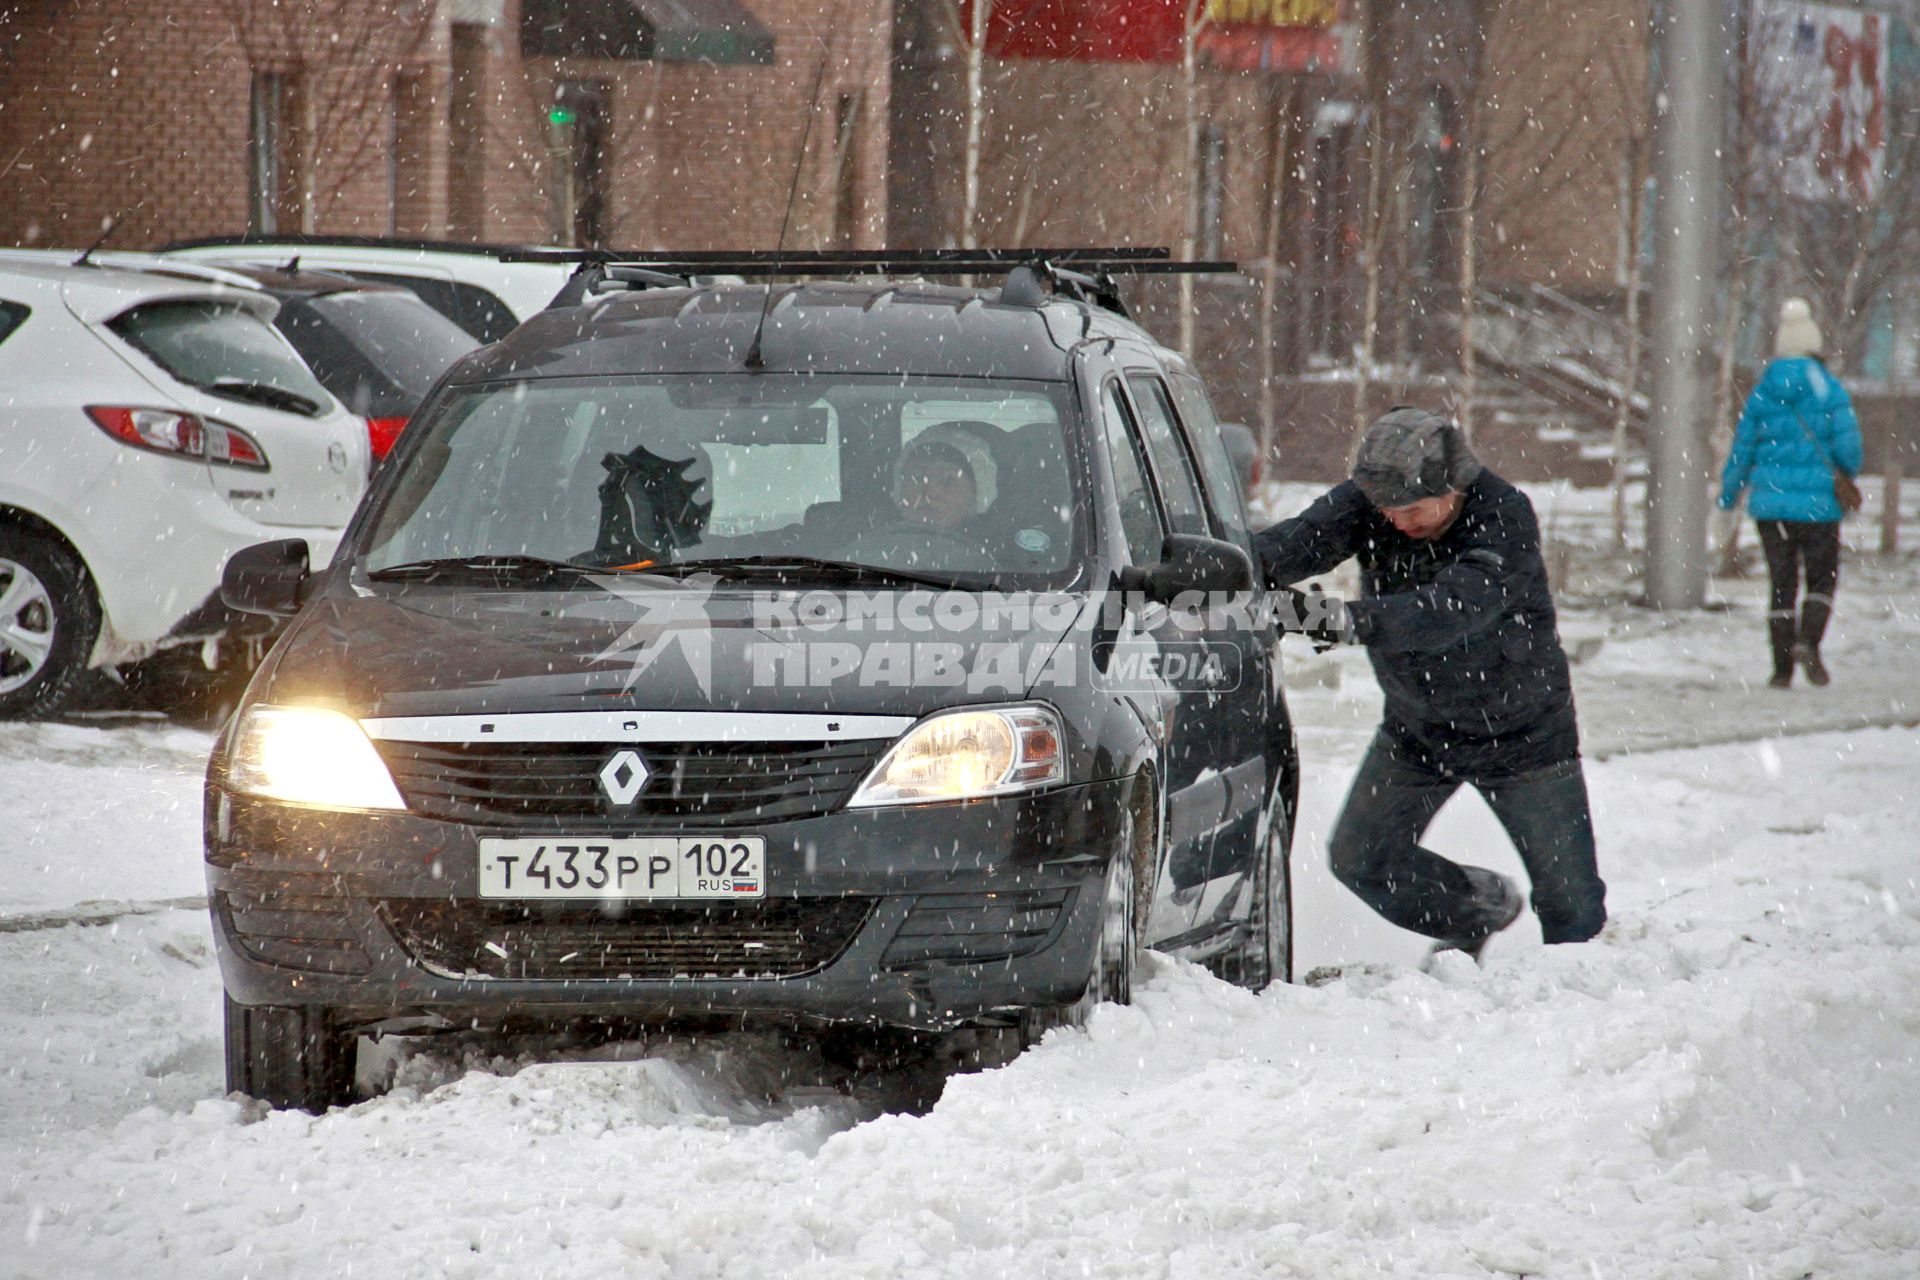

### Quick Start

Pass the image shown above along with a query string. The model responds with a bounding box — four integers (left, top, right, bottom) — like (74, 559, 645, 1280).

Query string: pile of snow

(4, 728, 1916, 1278)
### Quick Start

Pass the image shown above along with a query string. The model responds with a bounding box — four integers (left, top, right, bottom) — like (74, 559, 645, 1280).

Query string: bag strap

(1788, 407, 1843, 478)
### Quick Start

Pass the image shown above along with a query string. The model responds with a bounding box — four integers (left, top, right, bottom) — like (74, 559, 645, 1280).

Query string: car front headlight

(225, 705, 407, 811)
(848, 705, 1065, 808)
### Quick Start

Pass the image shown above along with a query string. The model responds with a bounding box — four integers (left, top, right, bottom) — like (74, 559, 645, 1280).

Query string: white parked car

(0, 256, 370, 717)
(161, 237, 576, 343)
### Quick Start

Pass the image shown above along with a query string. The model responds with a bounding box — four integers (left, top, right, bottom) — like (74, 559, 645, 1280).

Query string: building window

(549, 81, 610, 247)
(831, 91, 863, 248)
(248, 70, 304, 234)
(1198, 125, 1227, 260)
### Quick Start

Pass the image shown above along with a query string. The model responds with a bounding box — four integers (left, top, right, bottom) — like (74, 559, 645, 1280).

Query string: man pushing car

(1257, 407, 1607, 959)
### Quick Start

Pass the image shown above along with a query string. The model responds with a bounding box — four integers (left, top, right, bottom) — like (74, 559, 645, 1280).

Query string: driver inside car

(896, 438, 981, 531)
(833, 428, 996, 570)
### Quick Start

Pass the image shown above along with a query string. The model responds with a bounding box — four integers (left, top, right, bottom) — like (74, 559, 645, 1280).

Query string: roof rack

(519, 248, 1238, 318)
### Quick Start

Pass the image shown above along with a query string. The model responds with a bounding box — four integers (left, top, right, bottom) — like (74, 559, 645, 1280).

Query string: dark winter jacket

(1254, 471, 1577, 776)
(1719, 356, 1863, 523)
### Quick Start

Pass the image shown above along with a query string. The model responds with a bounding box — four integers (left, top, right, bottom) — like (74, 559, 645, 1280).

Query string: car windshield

(109, 300, 333, 417)
(360, 374, 1085, 588)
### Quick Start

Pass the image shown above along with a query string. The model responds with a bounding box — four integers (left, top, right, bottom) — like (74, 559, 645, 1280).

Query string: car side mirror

(1117, 534, 1254, 604)
(222, 539, 314, 617)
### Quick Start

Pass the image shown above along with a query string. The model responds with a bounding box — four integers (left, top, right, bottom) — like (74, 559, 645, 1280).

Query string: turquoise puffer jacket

(1719, 356, 1864, 523)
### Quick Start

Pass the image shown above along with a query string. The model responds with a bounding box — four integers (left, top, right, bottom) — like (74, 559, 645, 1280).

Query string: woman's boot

(1768, 614, 1796, 688)
(1797, 592, 1833, 686)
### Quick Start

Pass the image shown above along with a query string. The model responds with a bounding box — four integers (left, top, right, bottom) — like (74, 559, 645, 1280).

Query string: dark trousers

(1755, 519, 1840, 673)
(1328, 734, 1608, 945)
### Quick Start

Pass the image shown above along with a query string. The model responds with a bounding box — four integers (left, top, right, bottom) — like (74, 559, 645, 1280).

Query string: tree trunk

(1353, 112, 1388, 436)
(1709, 255, 1750, 574)
(1258, 80, 1295, 471)
(1351, 0, 1390, 436)
(1610, 136, 1648, 553)
(1178, 0, 1202, 356)
(961, 0, 986, 250)
(1457, 96, 1480, 442)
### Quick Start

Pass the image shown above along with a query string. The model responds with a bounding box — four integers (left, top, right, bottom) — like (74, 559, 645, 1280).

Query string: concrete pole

(1644, 0, 1726, 609)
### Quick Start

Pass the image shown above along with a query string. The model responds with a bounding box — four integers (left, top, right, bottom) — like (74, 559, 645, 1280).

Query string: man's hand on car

(1275, 584, 1365, 651)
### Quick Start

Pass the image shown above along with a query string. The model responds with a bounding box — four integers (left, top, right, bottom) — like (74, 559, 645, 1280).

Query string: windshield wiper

(203, 378, 322, 417)
(635, 555, 974, 590)
(367, 554, 601, 585)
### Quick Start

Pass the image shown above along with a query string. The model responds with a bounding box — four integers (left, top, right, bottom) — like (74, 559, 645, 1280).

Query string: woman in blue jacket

(1719, 298, 1864, 687)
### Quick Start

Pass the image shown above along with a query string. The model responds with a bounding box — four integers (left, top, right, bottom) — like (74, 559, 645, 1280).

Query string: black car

(208, 251, 1298, 1111)
(212, 264, 479, 459)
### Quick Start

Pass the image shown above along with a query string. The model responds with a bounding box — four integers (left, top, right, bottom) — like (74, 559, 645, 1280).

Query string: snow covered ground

(3, 484, 1917, 1279)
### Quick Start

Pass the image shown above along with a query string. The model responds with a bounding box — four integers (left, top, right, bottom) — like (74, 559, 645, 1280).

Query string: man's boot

(1427, 868, 1524, 964)
(1768, 613, 1796, 689)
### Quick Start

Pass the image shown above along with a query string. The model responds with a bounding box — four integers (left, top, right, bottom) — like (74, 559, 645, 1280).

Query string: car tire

(0, 529, 100, 721)
(1020, 783, 1146, 1045)
(224, 995, 356, 1113)
(1244, 786, 1294, 990)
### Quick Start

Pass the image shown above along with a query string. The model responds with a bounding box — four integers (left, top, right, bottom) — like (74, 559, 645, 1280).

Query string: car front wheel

(1020, 785, 1146, 1045)
(1246, 785, 1294, 990)
(224, 995, 356, 1113)
(0, 530, 99, 721)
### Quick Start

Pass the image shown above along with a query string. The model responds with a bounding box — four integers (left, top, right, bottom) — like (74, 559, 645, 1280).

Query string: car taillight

(85, 406, 270, 471)
(366, 415, 408, 460)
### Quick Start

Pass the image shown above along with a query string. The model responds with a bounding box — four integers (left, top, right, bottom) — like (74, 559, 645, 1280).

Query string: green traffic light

(548, 108, 577, 125)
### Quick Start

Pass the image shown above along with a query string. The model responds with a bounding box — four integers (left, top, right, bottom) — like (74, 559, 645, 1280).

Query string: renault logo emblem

(598, 749, 651, 805)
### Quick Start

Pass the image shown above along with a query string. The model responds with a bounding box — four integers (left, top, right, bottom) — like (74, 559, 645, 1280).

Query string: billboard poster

(1750, 0, 1888, 203)
(978, 0, 1351, 73)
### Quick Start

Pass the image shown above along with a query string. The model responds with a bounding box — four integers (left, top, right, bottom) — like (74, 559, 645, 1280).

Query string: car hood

(263, 581, 1092, 723)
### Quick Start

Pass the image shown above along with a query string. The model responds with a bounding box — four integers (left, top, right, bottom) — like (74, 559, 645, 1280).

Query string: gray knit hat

(1351, 406, 1482, 507)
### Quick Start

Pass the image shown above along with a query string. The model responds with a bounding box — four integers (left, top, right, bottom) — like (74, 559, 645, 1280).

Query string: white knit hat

(1775, 297, 1824, 359)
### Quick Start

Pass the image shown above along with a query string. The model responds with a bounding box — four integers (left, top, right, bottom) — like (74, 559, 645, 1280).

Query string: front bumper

(205, 777, 1132, 1033)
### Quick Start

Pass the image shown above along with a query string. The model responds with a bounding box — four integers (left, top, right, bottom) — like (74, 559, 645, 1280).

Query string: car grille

(373, 738, 889, 828)
(882, 889, 1072, 970)
(219, 890, 371, 976)
(379, 897, 876, 981)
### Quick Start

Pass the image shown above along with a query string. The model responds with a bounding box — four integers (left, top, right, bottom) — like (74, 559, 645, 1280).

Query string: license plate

(477, 837, 766, 900)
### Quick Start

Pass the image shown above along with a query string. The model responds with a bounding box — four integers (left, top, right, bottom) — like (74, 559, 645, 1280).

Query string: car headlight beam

(848, 705, 1064, 808)
(225, 705, 407, 811)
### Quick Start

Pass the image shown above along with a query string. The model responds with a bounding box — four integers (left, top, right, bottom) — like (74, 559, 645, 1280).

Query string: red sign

(978, 0, 1348, 70)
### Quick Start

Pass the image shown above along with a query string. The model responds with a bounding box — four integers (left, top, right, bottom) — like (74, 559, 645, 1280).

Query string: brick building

(2, 0, 1660, 480)
(0, 0, 890, 251)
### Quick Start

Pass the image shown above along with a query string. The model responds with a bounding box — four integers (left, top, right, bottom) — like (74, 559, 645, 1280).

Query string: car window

(1098, 380, 1166, 566)
(703, 416, 843, 535)
(108, 301, 332, 416)
(363, 374, 1084, 586)
(293, 291, 478, 409)
(1166, 371, 1250, 545)
(0, 300, 27, 348)
(1125, 373, 1210, 538)
(346, 271, 520, 342)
